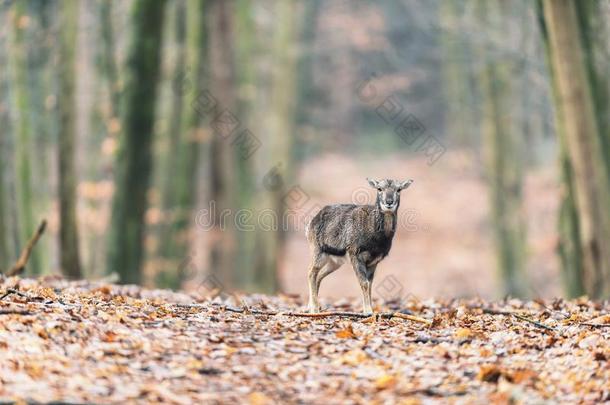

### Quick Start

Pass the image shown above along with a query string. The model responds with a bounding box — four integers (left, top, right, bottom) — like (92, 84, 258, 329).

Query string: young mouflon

(305, 178, 413, 313)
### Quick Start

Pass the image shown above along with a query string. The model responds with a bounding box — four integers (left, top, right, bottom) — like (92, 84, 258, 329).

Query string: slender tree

(207, 0, 239, 288)
(230, 0, 258, 290)
(0, 128, 7, 269)
(252, 1, 300, 293)
(540, 0, 610, 297)
(159, 0, 208, 288)
(160, 0, 187, 218)
(9, 0, 39, 274)
(154, 0, 188, 288)
(440, 0, 470, 146)
(478, 0, 526, 296)
(107, 0, 167, 284)
(58, 0, 82, 278)
(0, 8, 9, 267)
(99, 0, 121, 119)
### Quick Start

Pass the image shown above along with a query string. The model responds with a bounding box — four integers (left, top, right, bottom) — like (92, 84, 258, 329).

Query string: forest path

(0, 277, 608, 403)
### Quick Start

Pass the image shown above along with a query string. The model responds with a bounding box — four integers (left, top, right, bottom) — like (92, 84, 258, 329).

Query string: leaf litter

(0, 277, 608, 404)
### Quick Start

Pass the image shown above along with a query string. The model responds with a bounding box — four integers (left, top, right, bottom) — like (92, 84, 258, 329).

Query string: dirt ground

(1, 277, 607, 404)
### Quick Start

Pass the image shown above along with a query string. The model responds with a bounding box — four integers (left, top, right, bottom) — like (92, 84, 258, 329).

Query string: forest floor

(0, 277, 608, 404)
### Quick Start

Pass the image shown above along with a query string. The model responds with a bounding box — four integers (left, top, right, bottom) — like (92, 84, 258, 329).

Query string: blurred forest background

(0, 0, 609, 301)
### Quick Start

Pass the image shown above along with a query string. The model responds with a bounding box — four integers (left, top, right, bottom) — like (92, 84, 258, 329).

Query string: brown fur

(306, 178, 413, 313)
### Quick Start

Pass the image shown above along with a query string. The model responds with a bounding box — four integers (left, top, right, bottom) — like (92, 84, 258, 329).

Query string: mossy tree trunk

(9, 0, 39, 275)
(99, 0, 121, 119)
(155, 0, 188, 288)
(0, 126, 7, 269)
(478, 0, 527, 297)
(231, 0, 257, 291)
(159, 0, 208, 289)
(207, 0, 239, 288)
(252, 1, 300, 293)
(107, 0, 167, 284)
(440, 0, 471, 147)
(58, 0, 82, 279)
(541, 0, 610, 297)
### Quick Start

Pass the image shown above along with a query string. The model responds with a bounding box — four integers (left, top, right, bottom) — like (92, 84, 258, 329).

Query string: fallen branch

(580, 322, 610, 328)
(579, 314, 610, 328)
(5, 220, 47, 277)
(218, 305, 433, 325)
(0, 309, 31, 315)
(481, 307, 555, 331)
(511, 313, 555, 331)
(481, 308, 519, 316)
(0, 288, 28, 301)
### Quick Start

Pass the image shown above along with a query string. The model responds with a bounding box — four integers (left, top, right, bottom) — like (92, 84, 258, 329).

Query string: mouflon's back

(306, 204, 381, 255)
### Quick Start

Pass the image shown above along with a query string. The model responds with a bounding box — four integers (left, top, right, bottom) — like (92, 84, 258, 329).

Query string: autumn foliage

(0, 277, 608, 403)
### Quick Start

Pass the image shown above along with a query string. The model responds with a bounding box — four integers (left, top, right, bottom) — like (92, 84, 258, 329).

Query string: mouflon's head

(367, 178, 413, 213)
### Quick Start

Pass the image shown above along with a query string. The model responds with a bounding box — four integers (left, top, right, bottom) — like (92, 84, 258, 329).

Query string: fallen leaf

(248, 392, 271, 405)
(375, 374, 397, 390)
(477, 365, 503, 383)
(335, 324, 356, 339)
(455, 328, 472, 340)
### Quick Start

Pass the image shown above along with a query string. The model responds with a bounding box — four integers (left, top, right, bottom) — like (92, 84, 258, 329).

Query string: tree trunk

(252, 1, 300, 293)
(160, 0, 187, 217)
(541, 0, 610, 297)
(0, 8, 9, 268)
(574, 1, 610, 177)
(107, 0, 167, 284)
(207, 0, 239, 289)
(0, 124, 7, 269)
(478, 0, 527, 297)
(229, 0, 257, 291)
(159, 0, 208, 289)
(9, 0, 40, 275)
(155, 0, 188, 288)
(440, 0, 470, 146)
(99, 0, 121, 119)
(58, 0, 82, 279)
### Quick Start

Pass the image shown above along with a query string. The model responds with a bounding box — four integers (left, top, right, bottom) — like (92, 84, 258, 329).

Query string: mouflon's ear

(367, 178, 380, 189)
(397, 179, 413, 191)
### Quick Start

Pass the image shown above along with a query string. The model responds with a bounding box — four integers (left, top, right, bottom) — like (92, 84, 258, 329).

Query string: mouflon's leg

(364, 264, 377, 313)
(307, 250, 326, 313)
(349, 253, 374, 314)
(315, 260, 341, 294)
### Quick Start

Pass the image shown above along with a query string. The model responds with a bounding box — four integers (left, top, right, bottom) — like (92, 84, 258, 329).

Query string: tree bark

(58, 0, 83, 279)
(9, 0, 39, 275)
(541, 0, 610, 297)
(99, 0, 121, 119)
(230, 0, 258, 291)
(159, 0, 208, 289)
(107, 0, 167, 284)
(207, 0, 239, 288)
(478, 0, 527, 297)
(252, 1, 300, 293)
(0, 124, 7, 269)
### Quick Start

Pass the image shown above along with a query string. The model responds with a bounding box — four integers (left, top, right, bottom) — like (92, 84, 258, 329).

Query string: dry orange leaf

(511, 369, 538, 384)
(248, 392, 271, 405)
(455, 327, 472, 339)
(477, 364, 503, 383)
(335, 324, 356, 339)
(375, 374, 397, 390)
